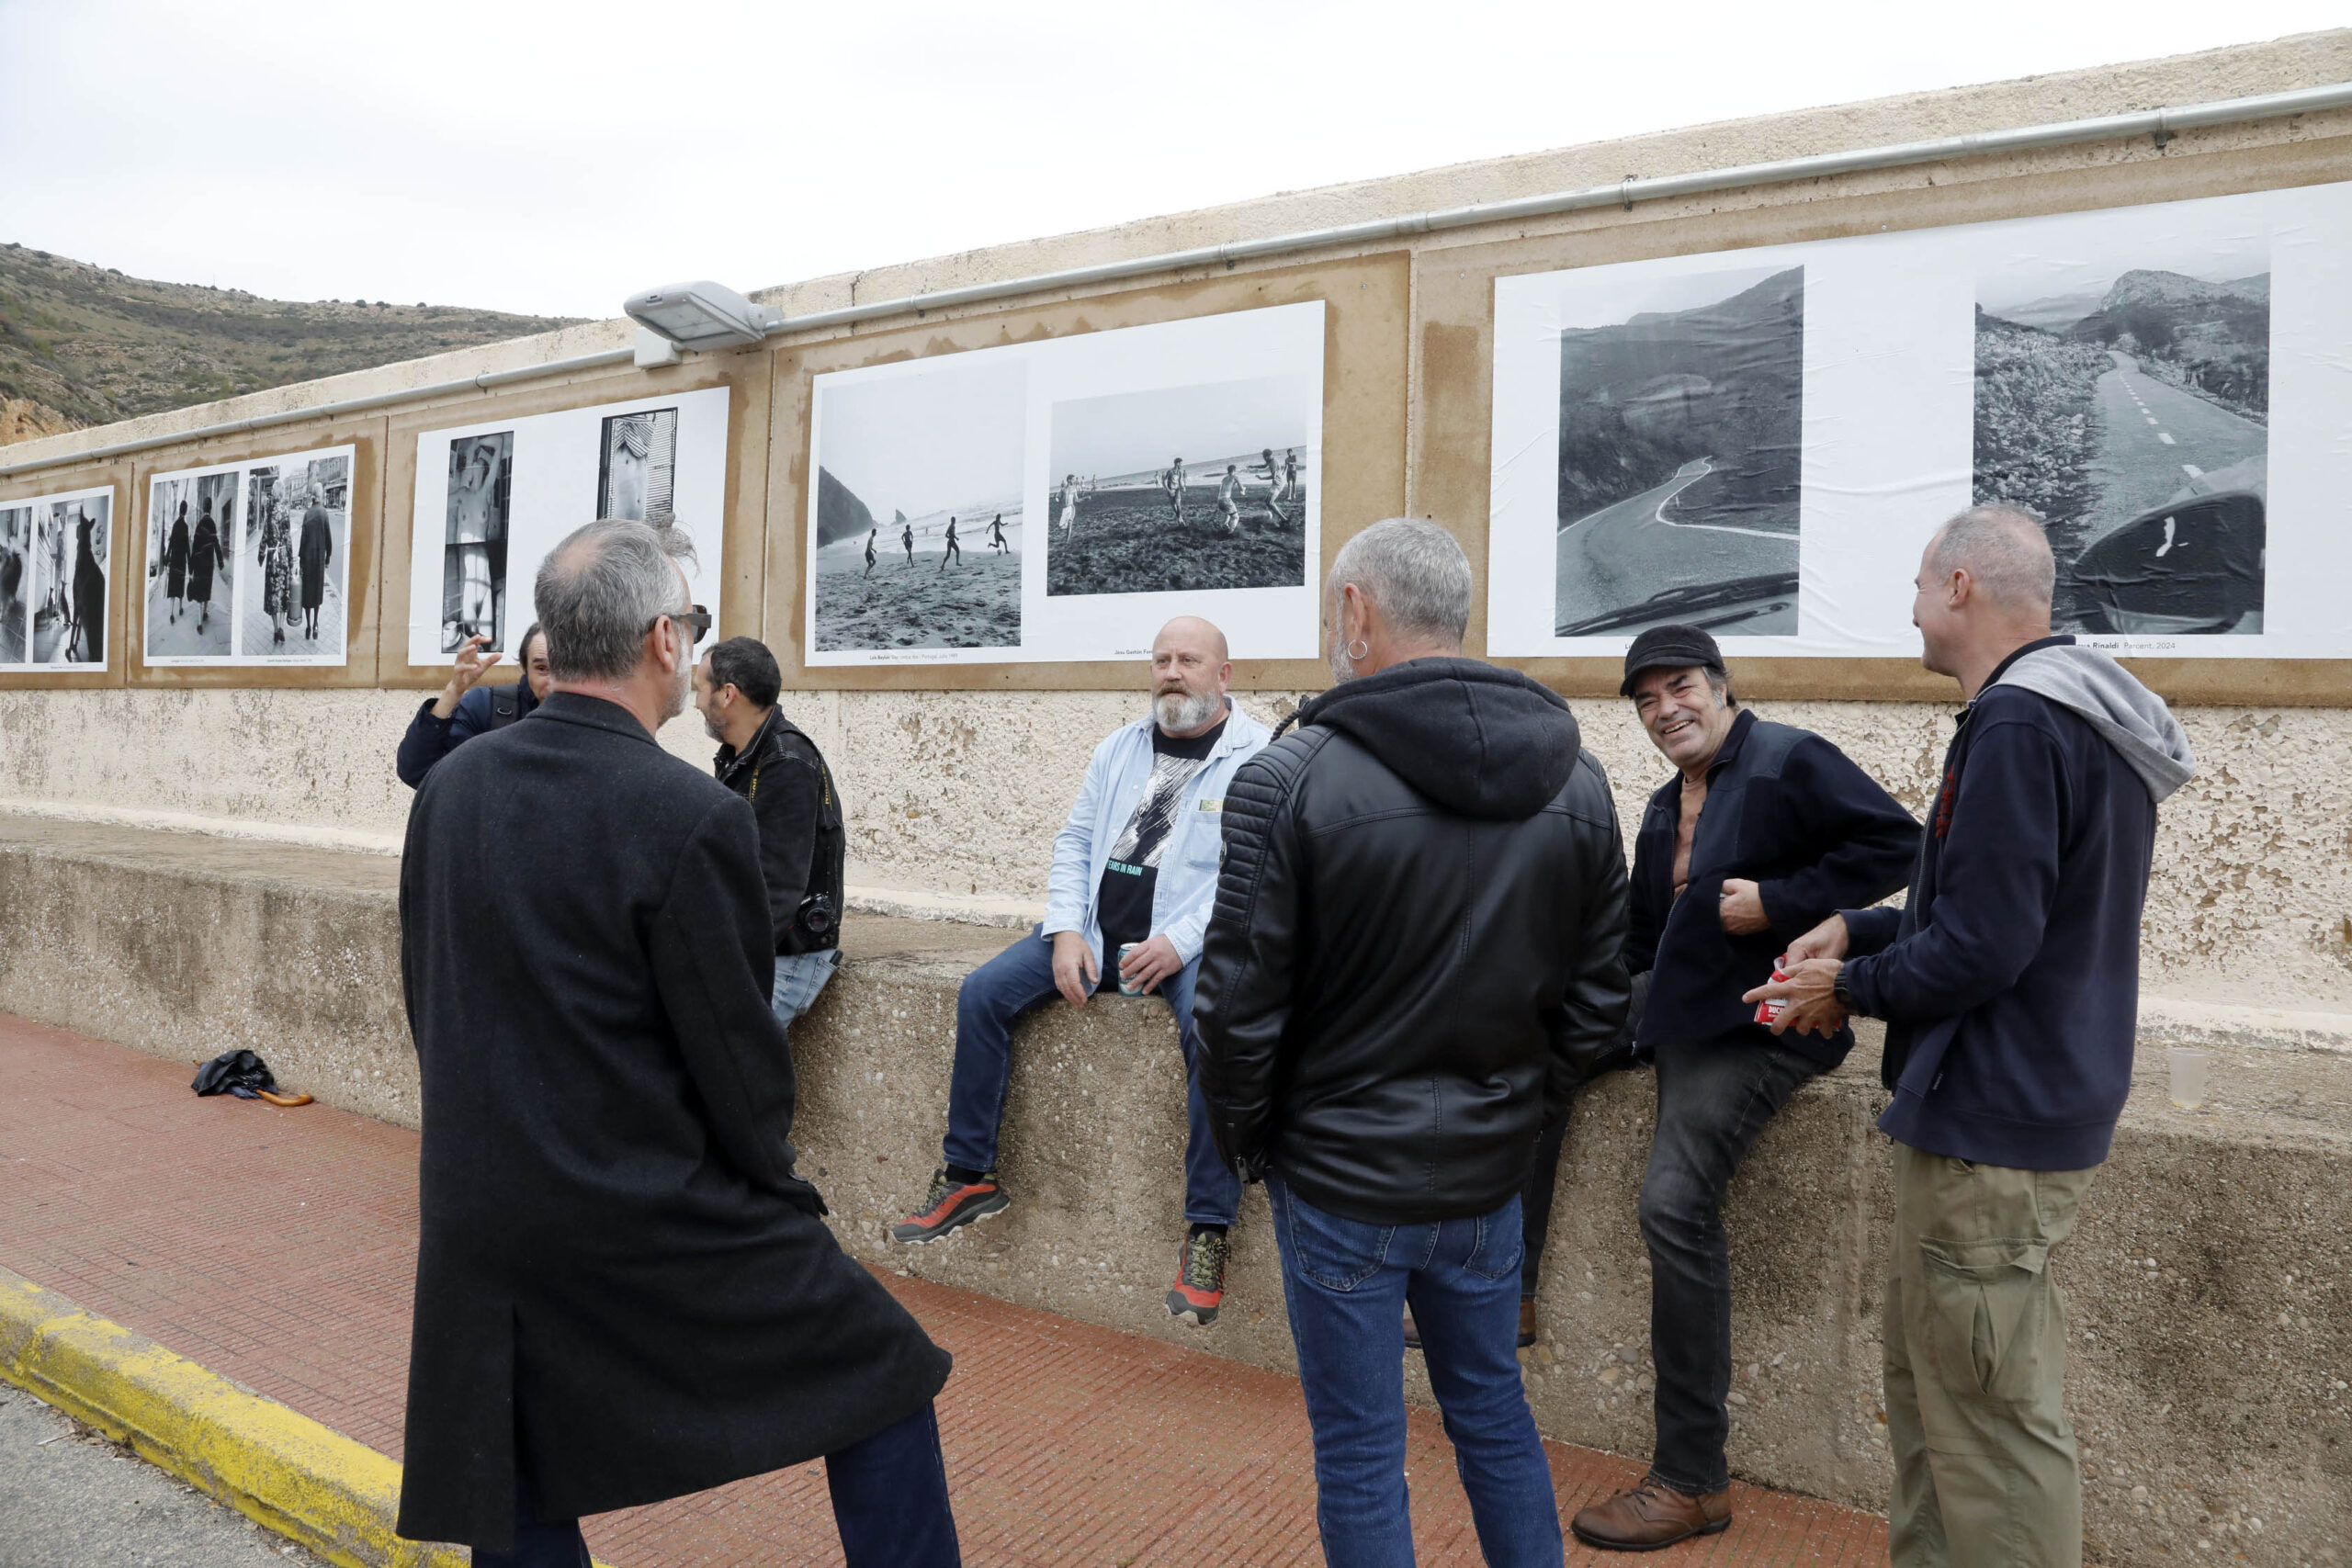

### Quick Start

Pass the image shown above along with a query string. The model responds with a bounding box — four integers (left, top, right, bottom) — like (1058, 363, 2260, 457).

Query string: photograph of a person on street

(1044, 376, 1312, 598)
(0, 503, 30, 664)
(442, 432, 512, 651)
(144, 470, 236, 659)
(235, 453, 350, 659)
(1974, 230, 2270, 636)
(32, 495, 107, 664)
(1552, 265, 1804, 638)
(810, 357, 1023, 652)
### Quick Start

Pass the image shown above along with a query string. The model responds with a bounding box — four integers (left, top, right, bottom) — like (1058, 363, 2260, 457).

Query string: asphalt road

(0, 1388, 322, 1567)
(1554, 457, 1796, 631)
(2080, 352, 2266, 544)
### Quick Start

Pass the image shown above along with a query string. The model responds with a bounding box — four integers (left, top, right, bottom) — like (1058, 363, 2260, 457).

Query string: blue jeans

(475, 1402, 960, 1567)
(942, 926, 1239, 1227)
(772, 948, 842, 1035)
(1267, 1176, 1562, 1568)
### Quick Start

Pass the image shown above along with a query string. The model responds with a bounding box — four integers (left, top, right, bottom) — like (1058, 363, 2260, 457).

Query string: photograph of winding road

(1553, 265, 1804, 638)
(1975, 236, 2269, 636)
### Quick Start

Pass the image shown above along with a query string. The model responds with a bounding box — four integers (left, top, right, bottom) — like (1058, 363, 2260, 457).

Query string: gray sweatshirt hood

(1992, 645, 2196, 803)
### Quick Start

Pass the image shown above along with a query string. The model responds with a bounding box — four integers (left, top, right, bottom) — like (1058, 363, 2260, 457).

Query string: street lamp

(623, 280, 783, 367)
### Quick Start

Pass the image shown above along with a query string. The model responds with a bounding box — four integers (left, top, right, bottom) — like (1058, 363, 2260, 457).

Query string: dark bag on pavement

(191, 1049, 311, 1106)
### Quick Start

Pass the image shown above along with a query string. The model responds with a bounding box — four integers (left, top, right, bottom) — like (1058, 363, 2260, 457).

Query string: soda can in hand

(1753, 955, 1791, 1026)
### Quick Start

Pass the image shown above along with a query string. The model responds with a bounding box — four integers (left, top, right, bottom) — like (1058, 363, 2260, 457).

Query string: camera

(797, 892, 838, 942)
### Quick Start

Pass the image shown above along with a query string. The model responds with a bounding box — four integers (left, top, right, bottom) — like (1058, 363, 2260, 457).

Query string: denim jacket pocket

(1917, 1235, 2051, 1401)
(1283, 1194, 1395, 1292)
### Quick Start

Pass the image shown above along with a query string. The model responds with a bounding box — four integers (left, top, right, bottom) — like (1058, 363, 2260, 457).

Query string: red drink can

(1754, 955, 1791, 1026)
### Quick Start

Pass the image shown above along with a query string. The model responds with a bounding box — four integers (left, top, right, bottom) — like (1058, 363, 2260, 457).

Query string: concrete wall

(6, 685, 2348, 1019)
(1, 816, 2344, 1564)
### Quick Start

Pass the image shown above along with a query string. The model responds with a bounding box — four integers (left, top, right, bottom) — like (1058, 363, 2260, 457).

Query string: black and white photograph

(145, 468, 238, 660)
(235, 449, 351, 659)
(0, 503, 30, 664)
(442, 432, 512, 650)
(1974, 231, 2270, 637)
(598, 407, 678, 525)
(32, 493, 108, 664)
(809, 357, 1024, 652)
(1044, 376, 1313, 598)
(1551, 264, 1804, 637)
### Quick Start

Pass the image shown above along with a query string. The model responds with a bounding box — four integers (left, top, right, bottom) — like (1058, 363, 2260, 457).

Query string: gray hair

(534, 517, 696, 682)
(1929, 505, 2053, 613)
(1328, 518, 1473, 649)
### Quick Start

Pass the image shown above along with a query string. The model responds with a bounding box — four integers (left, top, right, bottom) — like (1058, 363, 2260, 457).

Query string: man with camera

(693, 637, 848, 1035)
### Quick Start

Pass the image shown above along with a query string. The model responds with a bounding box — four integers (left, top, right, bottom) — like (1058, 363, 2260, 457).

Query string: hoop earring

(1346, 638, 1370, 661)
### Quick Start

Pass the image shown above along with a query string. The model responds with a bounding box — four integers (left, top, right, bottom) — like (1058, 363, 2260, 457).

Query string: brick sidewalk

(0, 1015, 1887, 1566)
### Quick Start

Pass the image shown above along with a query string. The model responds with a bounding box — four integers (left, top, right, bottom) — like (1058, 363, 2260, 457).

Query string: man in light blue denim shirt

(891, 616, 1269, 1326)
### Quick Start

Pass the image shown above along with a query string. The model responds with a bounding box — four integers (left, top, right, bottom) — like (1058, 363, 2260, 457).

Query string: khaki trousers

(1884, 1141, 2096, 1568)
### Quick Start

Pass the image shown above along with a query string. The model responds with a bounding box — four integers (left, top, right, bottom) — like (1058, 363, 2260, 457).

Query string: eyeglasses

(651, 604, 714, 644)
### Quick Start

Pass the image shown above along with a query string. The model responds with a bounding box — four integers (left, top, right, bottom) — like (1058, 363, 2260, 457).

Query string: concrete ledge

(2, 813, 2347, 1565)
(0, 1266, 467, 1568)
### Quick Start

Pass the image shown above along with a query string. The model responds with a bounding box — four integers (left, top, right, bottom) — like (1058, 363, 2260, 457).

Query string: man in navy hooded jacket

(1750, 505, 2194, 1568)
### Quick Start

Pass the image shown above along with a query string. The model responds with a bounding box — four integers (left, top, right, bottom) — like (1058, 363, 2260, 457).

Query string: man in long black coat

(397, 518, 960, 1566)
(298, 487, 333, 640)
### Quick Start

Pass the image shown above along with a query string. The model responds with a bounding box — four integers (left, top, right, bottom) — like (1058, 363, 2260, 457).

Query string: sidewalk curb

(0, 1263, 464, 1567)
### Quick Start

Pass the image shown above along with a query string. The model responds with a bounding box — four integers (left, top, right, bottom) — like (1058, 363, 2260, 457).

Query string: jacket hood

(1994, 645, 2197, 802)
(1296, 657, 1581, 819)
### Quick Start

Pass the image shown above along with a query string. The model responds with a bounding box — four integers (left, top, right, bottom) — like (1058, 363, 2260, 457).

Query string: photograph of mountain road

(1975, 237, 2270, 637)
(1553, 265, 1804, 638)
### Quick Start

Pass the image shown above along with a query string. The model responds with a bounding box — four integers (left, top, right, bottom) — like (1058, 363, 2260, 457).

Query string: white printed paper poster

(0, 484, 112, 671)
(407, 387, 729, 667)
(1487, 181, 2352, 659)
(806, 301, 1324, 665)
(145, 445, 353, 667)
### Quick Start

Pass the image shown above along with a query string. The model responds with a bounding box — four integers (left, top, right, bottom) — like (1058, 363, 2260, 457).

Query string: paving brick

(0, 1013, 1887, 1565)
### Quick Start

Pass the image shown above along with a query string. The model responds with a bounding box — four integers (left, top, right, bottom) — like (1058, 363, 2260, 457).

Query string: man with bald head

(893, 616, 1270, 1327)
(1748, 504, 2193, 1568)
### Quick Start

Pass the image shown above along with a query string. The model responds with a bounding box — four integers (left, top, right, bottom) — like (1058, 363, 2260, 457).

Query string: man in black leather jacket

(1197, 518, 1629, 1567)
(692, 637, 849, 1040)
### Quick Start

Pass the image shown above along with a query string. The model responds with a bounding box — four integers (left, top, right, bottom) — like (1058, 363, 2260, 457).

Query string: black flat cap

(1620, 624, 1726, 697)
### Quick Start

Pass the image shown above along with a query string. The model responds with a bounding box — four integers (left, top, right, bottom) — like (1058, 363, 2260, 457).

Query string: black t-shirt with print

(1095, 716, 1227, 965)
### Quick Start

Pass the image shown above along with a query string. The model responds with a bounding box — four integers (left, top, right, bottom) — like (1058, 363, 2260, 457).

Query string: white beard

(1154, 687, 1223, 731)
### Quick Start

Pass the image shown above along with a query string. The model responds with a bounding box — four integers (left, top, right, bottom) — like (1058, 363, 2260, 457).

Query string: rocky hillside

(0, 243, 583, 445)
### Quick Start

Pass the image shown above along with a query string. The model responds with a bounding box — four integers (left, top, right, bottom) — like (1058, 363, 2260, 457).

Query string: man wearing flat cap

(1571, 625, 1918, 1552)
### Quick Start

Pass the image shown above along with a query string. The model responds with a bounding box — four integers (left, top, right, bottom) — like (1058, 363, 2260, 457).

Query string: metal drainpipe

(6, 78, 2349, 481)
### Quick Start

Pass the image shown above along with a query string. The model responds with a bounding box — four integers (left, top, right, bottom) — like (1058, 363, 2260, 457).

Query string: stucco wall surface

(0, 816, 2343, 1566)
(6, 686, 2347, 1012)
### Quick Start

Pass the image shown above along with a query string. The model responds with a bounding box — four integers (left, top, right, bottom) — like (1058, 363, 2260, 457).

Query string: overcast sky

(0, 2, 2342, 321)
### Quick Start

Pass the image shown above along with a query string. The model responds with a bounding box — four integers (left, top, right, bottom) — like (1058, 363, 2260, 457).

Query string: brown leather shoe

(1569, 1477, 1732, 1551)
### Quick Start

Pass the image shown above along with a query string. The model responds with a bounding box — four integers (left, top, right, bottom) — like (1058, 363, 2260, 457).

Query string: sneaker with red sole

(889, 1169, 1010, 1244)
(1166, 1227, 1228, 1325)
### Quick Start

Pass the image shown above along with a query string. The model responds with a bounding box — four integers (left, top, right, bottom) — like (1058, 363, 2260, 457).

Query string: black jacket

(394, 681, 537, 789)
(1627, 708, 1918, 1067)
(1195, 658, 1631, 1225)
(1843, 637, 2184, 1170)
(714, 707, 846, 956)
(395, 694, 949, 1551)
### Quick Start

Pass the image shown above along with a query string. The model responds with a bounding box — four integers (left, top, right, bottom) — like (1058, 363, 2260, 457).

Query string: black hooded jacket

(1194, 658, 1631, 1224)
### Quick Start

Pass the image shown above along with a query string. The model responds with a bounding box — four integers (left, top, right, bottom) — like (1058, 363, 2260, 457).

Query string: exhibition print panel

(405, 386, 729, 667)
(0, 484, 113, 671)
(145, 446, 353, 667)
(1487, 181, 2352, 660)
(807, 300, 1325, 666)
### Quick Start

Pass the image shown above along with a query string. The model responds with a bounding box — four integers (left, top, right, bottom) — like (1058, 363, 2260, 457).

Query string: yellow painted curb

(0, 1264, 503, 1567)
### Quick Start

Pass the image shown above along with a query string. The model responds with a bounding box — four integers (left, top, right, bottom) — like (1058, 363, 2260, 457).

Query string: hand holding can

(1753, 955, 1791, 1026)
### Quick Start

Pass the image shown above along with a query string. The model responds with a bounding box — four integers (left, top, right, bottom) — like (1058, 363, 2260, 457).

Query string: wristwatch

(1831, 964, 1859, 1015)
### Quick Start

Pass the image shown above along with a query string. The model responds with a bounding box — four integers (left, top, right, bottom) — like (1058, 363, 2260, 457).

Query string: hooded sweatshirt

(1839, 636, 2196, 1169)
(1196, 657, 1632, 1223)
